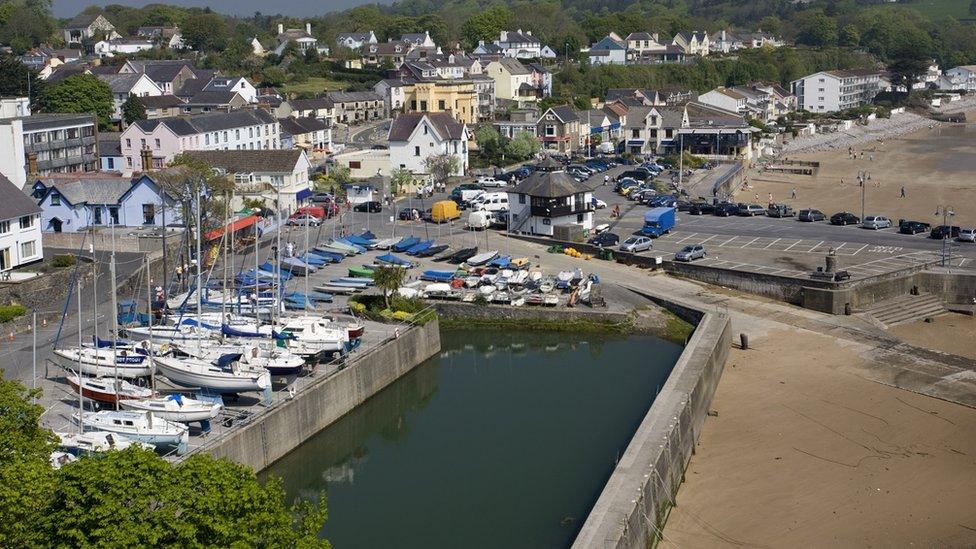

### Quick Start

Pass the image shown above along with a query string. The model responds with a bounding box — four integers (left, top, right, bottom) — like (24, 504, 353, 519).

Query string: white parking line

(698, 234, 718, 244)
(784, 240, 802, 251)
(739, 237, 760, 248)
(763, 238, 781, 249)
(675, 233, 699, 244)
(720, 236, 739, 246)
(851, 244, 868, 255)
(807, 240, 824, 253)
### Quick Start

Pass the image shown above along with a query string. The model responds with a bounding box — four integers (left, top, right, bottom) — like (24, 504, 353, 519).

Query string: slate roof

(498, 30, 539, 44)
(400, 33, 429, 44)
(96, 73, 148, 93)
(35, 176, 134, 205)
(183, 91, 242, 106)
(183, 150, 304, 173)
(131, 109, 275, 136)
(626, 32, 655, 41)
(175, 77, 208, 98)
(137, 95, 184, 109)
(64, 13, 106, 30)
(494, 57, 531, 75)
(684, 102, 749, 128)
(127, 60, 195, 82)
(288, 97, 335, 111)
(544, 105, 579, 123)
(278, 116, 329, 135)
(655, 106, 685, 128)
(45, 65, 89, 84)
(97, 132, 122, 156)
(514, 170, 593, 198)
(325, 91, 383, 103)
(624, 106, 651, 128)
(16, 113, 96, 131)
(338, 32, 373, 41)
(0, 174, 41, 219)
(388, 112, 465, 142)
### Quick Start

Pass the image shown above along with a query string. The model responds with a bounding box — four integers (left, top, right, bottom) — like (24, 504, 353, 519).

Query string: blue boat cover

(180, 318, 220, 330)
(309, 249, 344, 262)
(259, 262, 293, 280)
(421, 270, 455, 282)
(216, 353, 242, 369)
(488, 255, 511, 268)
(345, 234, 375, 247)
(334, 238, 366, 253)
(392, 236, 419, 252)
(405, 240, 433, 255)
(376, 253, 412, 267)
(359, 230, 377, 240)
(221, 323, 262, 338)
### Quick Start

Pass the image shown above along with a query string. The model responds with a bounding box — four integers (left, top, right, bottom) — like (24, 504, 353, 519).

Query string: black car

(398, 208, 415, 220)
(617, 169, 652, 182)
(688, 202, 715, 215)
(676, 200, 695, 212)
(899, 220, 930, 234)
(713, 202, 739, 217)
(353, 201, 382, 213)
(930, 225, 961, 239)
(798, 209, 826, 222)
(588, 232, 620, 247)
(829, 212, 860, 225)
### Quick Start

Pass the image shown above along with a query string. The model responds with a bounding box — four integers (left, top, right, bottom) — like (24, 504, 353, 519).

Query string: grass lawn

(281, 77, 349, 95)
(897, 0, 974, 20)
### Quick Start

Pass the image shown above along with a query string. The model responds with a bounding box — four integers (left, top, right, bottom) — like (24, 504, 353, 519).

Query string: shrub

(52, 255, 76, 268)
(0, 305, 27, 323)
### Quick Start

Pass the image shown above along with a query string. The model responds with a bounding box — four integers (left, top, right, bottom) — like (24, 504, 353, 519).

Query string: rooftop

(184, 150, 305, 173)
(389, 112, 465, 142)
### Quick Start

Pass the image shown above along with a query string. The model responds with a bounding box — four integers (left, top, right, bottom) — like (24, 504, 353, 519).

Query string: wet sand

(661, 327, 976, 548)
(889, 313, 976, 360)
(744, 117, 976, 226)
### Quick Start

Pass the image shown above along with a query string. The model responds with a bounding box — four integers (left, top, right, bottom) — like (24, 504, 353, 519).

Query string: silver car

(862, 216, 892, 230)
(958, 228, 976, 242)
(674, 244, 706, 262)
(619, 236, 653, 253)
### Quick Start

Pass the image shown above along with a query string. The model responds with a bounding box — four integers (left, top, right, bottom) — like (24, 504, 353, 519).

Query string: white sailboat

(52, 346, 153, 378)
(466, 250, 499, 266)
(152, 354, 271, 394)
(77, 411, 189, 454)
(119, 394, 222, 423)
(56, 430, 153, 454)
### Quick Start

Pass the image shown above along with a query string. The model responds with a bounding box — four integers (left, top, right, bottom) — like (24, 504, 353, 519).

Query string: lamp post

(937, 205, 954, 268)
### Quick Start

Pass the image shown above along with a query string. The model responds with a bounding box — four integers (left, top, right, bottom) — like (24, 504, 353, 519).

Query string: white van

(472, 191, 509, 213)
(467, 210, 493, 230)
(460, 189, 486, 203)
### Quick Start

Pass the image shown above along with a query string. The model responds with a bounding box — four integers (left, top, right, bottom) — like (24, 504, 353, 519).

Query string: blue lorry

(641, 207, 676, 237)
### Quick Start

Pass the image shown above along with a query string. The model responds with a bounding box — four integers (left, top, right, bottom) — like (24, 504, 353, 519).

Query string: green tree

(505, 131, 540, 162)
(839, 25, 860, 48)
(475, 124, 501, 159)
(121, 93, 146, 126)
(424, 153, 460, 186)
(372, 265, 406, 309)
(180, 12, 228, 52)
(154, 153, 235, 231)
(888, 42, 931, 96)
(390, 167, 413, 196)
(0, 54, 43, 102)
(38, 74, 114, 130)
(797, 12, 837, 47)
(460, 5, 513, 48)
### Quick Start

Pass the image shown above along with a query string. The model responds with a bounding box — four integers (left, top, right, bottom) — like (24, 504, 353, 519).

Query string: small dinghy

(327, 279, 370, 288)
(510, 257, 532, 269)
(66, 374, 155, 405)
(315, 284, 359, 295)
(345, 234, 376, 247)
(334, 238, 367, 254)
(281, 257, 315, 276)
(372, 237, 397, 250)
(260, 262, 294, 280)
(444, 247, 478, 264)
(405, 239, 434, 255)
(415, 244, 449, 258)
(392, 236, 420, 252)
(466, 250, 499, 266)
(376, 253, 413, 268)
(347, 265, 376, 278)
(311, 248, 346, 262)
(424, 283, 454, 298)
(120, 393, 222, 424)
(421, 270, 456, 282)
(487, 255, 511, 268)
(78, 410, 189, 454)
(300, 253, 329, 266)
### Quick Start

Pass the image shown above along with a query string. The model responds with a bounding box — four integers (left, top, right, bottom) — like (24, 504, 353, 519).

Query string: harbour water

(262, 329, 683, 548)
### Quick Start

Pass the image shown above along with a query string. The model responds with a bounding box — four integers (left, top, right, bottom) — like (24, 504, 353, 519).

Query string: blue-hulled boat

(300, 253, 328, 266)
(405, 239, 433, 255)
(309, 248, 345, 263)
(259, 262, 294, 280)
(376, 253, 413, 267)
(488, 255, 512, 268)
(280, 257, 315, 276)
(392, 236, 419, 252)
(420, 270, 456, 282)
(335, 238, 367, 254)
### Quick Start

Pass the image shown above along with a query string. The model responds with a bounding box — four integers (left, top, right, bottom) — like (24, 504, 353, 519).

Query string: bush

(0, 305, 27, 323)
(52, 255, 75, 268)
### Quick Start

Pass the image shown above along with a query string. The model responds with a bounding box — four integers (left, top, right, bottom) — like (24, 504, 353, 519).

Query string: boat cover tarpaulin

(376, 253, 412, 267)
(205, 215, 258, 241)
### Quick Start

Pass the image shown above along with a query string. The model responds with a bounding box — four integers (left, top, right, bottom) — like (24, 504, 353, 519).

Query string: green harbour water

(262, 329, 682, 548)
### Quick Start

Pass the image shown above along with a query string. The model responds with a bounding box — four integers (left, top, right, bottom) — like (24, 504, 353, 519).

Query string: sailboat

(52, 345, 153, 378)
(173, 341, 306, 379)
(77, 410, 189, 454)
(119, 393, 223, 424)
(65, 374, 155, 404)
(56, 430, 153, 455)
(153, 353, 272, 394)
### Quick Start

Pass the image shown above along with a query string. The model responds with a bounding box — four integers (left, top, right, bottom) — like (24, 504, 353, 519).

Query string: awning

(205, 215, 258, 241)
(627, 140, 645, 145)
(296, 188, 313, 201)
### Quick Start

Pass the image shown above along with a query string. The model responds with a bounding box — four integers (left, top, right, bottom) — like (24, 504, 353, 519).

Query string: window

(20, 241, 36, 259)
(235, 129, 241, 140)
(125, 138, 131, 148)
(51, 194, 61, 206)
(577, 213, 584, 222)
(109, 207, 119, 225)
(205, 134, 210, 145)
(542, 218, 551, 225)
(127, 157, 133, 167)
(438, 100, 445, 110)
(93, 208, 102, 225)
(142, 204, 155, 225)
(414, 146, 421, 156)
(349, 161, 362, 169)
(420, 101, 427, 110)
(154, 138, 160, 149)
(18, 216, 33, 230)
(519, 194, 526, 204)
(423, 124, 428, 135)
(0, 221, 10, 234)
(107, 158, 114, 169)
(140, 138, 146, 148)
(223, 131, 228, 142)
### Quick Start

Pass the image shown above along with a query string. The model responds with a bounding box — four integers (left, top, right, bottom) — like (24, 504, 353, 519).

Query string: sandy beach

(743, 109, 976, 226)
(889, 313, 976, 360)
(661, 326, 976, 548)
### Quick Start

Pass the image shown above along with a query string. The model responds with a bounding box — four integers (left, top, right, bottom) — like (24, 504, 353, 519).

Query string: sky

(52, 0, 391, 18)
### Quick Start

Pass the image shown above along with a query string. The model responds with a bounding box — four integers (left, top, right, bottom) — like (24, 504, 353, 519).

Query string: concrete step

(866, 293, 947, 327)
(864, 293, 940, 313)
(876, 304, 948, 326)
(868, 296, 943, 318)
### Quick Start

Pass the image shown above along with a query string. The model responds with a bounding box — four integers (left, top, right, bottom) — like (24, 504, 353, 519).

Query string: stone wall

(195, 319, 442, 472)
(432, 301, 635, 329)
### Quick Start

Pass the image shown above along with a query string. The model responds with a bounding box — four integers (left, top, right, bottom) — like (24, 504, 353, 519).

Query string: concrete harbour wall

(573, 297, 731, 549)
(196, 318, 441, 472)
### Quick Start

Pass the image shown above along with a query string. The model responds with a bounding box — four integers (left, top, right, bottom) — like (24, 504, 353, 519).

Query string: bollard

(844, 303, 852, 315)
(739, 333, 748, 350)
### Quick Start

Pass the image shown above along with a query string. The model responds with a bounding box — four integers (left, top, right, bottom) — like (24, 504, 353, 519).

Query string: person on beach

(755, 193, 760, 202)
(791, 188, 797, 199)
(768, 192, 773, 203)
(840, 178, 845, 187)
(901, 186, 906, 198)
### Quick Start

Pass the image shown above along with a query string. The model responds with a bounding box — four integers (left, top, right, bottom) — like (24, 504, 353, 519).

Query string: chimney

(278, 24, 284, 35)
(26, 152, 38, 176)
(499, 31, 507, 42)
(140, 146, 152, 172)
(526, 31, 532, 37)
(306, 23, 311, 35)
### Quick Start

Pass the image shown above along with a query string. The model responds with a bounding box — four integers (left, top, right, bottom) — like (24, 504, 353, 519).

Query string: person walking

(900, 186, 906, 198)
(604, 175, 609, 186)
(768, 192, 773, 204)
(791, 187, 797, 199)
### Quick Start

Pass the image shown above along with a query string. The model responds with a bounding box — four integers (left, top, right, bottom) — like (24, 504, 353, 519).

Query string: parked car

(957, 228, 976, 242)
(309, 192, 335, 204)
(767, 203, 795, 217)
(352, 201, 382, 213)
(398, 208, 416, 220)
(617, 169, 652, 182)
(476, 176, 506, 188)
(591, 197, 608, 209)
(588, 232, 620, 247)
(798, 209, 826, 222)
(930, 225, 961, 239)
(830, 212, 860, 225)
(898, 220, 930, 234)
(286, 214, 321, 226)
(688, 202, 715, 215)
(674, 244, 706, 262)
(619, 235, 653, 253)
(614, 178, 640, 192)
(713, 202, 739, 217)
(676, 200, 694, 212)
(737, 204, 766, 216)
(861, 216, 892, 230)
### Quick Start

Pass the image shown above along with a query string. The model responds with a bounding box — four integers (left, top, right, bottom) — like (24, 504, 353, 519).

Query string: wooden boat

(120, 394, 223, 423)
(466, 250, 499, 266)
(66, 374, 154, 404)
(153, 355, 271, 394)
(78, 410, 189, 454)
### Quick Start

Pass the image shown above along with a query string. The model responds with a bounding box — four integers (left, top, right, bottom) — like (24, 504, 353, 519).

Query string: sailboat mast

(76, 277, 83, 434)
(195, 181, 203, 350)
(253, 222, 260, 332)
(110, 219, 119, 410)
(91, 238, 98, 341)
(221, 192, 228, 323)
(146, 254, 155, 393)
(304, 211, 310, 313)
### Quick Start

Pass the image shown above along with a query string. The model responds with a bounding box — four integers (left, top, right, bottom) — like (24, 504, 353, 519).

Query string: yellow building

(403, 80, 478, 125)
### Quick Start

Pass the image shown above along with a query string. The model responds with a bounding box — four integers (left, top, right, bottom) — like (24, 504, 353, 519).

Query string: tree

(38, 74, 114, 130)
(888, 43, 931, 96)
(424, 153, 460, 187)
(475, 125, 501, 160)
(372, 265, 406, 309)
(154, 153, 235, 231)
(180, 12, 228, 52)
(0, 54, 43, 103)
(121, 93, 146, 126)
(505, 131, 540, 162)
(460, 5, 514, 48)
(390, 168, 413, 196)
(839, 25, 860, 48)
(971, 0, 976, 16)
(797, 12, 837, 47)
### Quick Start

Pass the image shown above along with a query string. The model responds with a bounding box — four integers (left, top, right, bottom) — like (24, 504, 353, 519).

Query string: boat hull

(153, 356, 271, 394)
(53, 349, 153, 378)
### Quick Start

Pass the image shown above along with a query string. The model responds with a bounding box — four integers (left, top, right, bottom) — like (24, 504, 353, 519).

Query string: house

(728, 84, 795, 123)
(709, 31, 744, 54)
(697, 87, 748, 114)
(63, 13, 119, 46)
(287, 97, 335, 121)
(486, 58, 542, 104)
(527, 63, 552, 97)
(470, 74, 496, 121)
(274, 23, 328, 56)
(336, 31, 377, 51)
(363, 40, 413, 67)
(587, 34, 627, 65)
(180, 91, 248, 114)
(791, 69, 884, 113)
(672, 31, 710, 56)
(183, 150, 312, 212)
(26, 173, 179, 232)
(742, 31, 783, 49)
(203, 76, 257, 103)
(137, 95, 185, 119)
(119, 109, 280, 175)
(325, 91, 385, 124)
(93, 39, 154, 57)
(645, 105, 685, 154)
(401, 79, 478, 124)
(622, 106, 653, 155)
(388, 112, 468, 178)
(606, 88, 663, 106)
(96, 73, 163, 123)
(0, 174, 42, 269)
(580, 106, 626, 151)
(507, 167, 594, 236)
(278, 117, 332, 154)
(494, 108, 539, 139)
(0, 114, 99, 186)
(479, 29, 553, 59)
(625, 32, 667, 58)
(0, 97, 30, 119)
(400, 31, 436, 48)
(136, 26, 184, 49)
(97, 132, 123, 172)
(676, 102, 755, 160)
(120, 59, 198, 95)
(939, 65, 976, 91)
(537, 105, 582, 153)
(250, 37, 266, 56)
(373, 78, 413, 114)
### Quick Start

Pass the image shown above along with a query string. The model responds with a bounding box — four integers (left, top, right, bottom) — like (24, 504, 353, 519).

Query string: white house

(587, 34, 627, 65)
(697, 87, 748, 114)
(336, 31, 377, 51)
(507, 168, 594, 236)
(400, 31, 436, 48)
(791, 69, 884, 113)
(709, 30, 744, 54)
(388, 112, 468, 178)
(96, 73, 163, 122)
(94, 39, 154, 57)
(203, 76, 258, 103)
(939, 65, 976, 91)
(672, 31, 710, 56)
(183, 150, 312, 212)
(0, 174, 42, 270)
(274, 23, 328, 56)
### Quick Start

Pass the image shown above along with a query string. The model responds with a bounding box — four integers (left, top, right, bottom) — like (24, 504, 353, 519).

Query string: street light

(937, 205, 955, 268)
